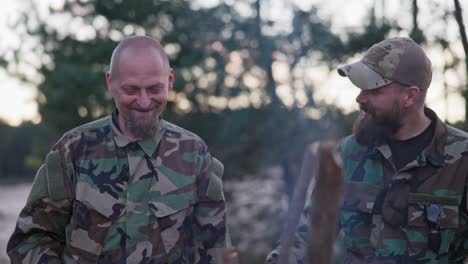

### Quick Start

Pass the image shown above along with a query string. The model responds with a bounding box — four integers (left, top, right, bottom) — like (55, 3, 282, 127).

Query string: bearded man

(266, 37, 468, 263)
(8, 36, 227, 264)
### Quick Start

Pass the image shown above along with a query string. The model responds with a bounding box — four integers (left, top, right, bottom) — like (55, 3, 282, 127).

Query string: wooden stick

(307, 141, 344, 264)
(278, 143, 320, 264)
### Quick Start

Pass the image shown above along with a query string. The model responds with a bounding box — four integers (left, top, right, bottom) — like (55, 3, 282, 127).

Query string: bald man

(8, 36, 227, 263)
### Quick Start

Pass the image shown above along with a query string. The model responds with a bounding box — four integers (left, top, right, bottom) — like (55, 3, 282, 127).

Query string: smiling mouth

(133, 105, 161, 112)
(359, 108, 375, 122)
(135, 109, 154, 113)
(359, 104, 368, 112)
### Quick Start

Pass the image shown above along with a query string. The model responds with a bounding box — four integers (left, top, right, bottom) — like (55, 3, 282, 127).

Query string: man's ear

(403, 86, 420, 107)
(168, 68, 175, 91)
(105, 71, 113, 92)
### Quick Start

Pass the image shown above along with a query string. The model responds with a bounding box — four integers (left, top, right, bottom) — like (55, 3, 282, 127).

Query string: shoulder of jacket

(54, 116, 112, 147)
(206, 156, 225, 201)
(162, 120, 206, 145)
(445, 124, 468, 140)
(443, 125, 468, 157)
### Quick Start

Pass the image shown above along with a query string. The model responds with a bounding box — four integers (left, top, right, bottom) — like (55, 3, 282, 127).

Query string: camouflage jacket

(266, 108, 468, 264)
(8, 114, 226, 264)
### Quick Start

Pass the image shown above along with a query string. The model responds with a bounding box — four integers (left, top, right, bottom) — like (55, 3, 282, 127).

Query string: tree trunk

(410, 0, 425, 43)
(453, 0, 468, 128)
(255, 0, 280, 107)
(255, 0, 299, 200)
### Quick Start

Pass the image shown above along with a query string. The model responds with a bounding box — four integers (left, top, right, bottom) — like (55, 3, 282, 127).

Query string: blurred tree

(4, 0, 356, 185)
(345, 1, 394, 54)
(0, 121, 53, 180)
(410, 0, 426, 44)
(453, 0, 468, 129)
(3, 3, 362, 259)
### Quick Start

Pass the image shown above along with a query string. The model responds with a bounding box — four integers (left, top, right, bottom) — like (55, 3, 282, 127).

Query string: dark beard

(353, 103, 402, 147)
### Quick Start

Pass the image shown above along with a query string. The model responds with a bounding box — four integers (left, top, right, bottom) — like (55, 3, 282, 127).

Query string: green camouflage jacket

(266, 108, 468, 263)
(8, 114, 226, 264)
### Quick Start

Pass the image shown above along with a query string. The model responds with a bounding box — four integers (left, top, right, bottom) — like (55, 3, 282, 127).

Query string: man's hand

(224, 247, 240, 264)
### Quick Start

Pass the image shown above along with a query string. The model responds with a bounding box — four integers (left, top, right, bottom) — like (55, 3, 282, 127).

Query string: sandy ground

(0, 183, 31, 264)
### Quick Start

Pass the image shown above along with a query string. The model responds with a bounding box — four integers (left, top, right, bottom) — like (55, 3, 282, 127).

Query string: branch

(278, 143, 319, 264)
(453, 0, 468, 128)
(454, 0, 468, 69)
(306, 141, 343, 264)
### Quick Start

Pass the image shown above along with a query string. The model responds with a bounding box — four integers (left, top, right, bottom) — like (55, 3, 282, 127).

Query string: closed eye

(147, 85, 164, 94)
(121, 86, 138, 95)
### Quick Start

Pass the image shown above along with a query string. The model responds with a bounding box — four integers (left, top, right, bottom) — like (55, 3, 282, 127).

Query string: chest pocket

(340, 181, 381, 255)
(406, 193, 459, 256)
(149, 189, 194, 256)
(64, 182, 124, 264)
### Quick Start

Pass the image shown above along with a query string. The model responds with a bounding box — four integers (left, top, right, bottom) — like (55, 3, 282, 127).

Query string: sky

(0, 1, 39, 126)
(1, 0, 467, 126)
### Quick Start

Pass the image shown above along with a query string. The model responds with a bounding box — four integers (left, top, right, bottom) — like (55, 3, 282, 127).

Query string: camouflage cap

(337, 37, 432, 90)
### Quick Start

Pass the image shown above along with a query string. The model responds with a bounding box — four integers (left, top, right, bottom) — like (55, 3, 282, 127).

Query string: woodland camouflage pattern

(338, 37, 432, 91)
(266, 108, 468, 264)
(7, 113, 226, 263)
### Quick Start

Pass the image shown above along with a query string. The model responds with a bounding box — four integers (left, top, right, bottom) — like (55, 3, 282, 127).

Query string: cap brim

(337, 61, 393, 90)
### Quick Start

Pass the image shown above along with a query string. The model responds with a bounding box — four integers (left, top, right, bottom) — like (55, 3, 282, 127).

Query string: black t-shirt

(386, 120, 435, 171)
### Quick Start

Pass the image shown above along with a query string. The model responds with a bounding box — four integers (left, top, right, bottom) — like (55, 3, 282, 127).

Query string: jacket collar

(111, 109, 165, 157)
(375, 107, 446, 169)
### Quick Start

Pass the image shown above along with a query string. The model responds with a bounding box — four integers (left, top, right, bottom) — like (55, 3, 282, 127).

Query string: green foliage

(290, 8, 348, 67)
(6, 0, 359, 178)
(38, 39, 113, 132)
(0, 121, 55, 179)
(165, 105, 355, 182)
(25, 136, 54, 171)
(4, 0, 409, 203)
(345, 6, 394, 54)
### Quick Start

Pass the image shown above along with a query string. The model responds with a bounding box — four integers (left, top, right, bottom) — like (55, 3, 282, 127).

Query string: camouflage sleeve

(453, 180, 468, 263)
(193, 146, 226, 264)
(265, 199, 310, 264)
(464, 180, 468, 261)
(7, 149, 73, 264)
(449, 179, 468, 263)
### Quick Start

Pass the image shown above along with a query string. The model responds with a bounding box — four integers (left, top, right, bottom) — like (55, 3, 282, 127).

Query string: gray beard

(124, 111, 159, 139)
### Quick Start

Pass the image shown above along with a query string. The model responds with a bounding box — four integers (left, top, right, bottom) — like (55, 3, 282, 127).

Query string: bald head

(109, 36, 170, 80)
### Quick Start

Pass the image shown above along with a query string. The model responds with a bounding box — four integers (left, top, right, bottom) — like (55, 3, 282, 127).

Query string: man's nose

(138, 91, 151, 109)
(356, 90, 367, 104)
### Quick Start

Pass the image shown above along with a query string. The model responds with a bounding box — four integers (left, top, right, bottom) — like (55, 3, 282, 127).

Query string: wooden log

(307, 141, 344, 264)
(278, 143, 320, 264)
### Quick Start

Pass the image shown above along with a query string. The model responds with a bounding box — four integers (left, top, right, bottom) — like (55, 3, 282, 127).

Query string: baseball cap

(337, 37, 432, 90)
